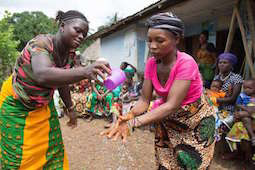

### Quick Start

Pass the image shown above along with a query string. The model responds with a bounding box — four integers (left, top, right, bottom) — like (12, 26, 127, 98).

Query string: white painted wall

(82, 39, 101, 63)
(100, 25, 137, 69)
(136, 25, 148, 73)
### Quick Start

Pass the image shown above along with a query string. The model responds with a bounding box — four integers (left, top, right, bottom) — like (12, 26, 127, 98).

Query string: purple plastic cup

(104, 68, 126, 90)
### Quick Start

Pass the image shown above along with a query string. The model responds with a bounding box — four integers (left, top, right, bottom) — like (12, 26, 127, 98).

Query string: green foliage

(97, 12, 122, 31)
(8, 11, 58, 51)
(0, 11, 20, 85)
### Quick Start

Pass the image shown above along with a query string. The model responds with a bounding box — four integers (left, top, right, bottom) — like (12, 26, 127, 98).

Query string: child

(110, 98, 122, 123)
(120, 84, 131, 116)
(119, 84, 129, 100)
(85, 85, 93, 111)
(222, 79, 255, 167)
(53, 90, 64, 118)
(206, 79, 226, 107)
(226, 79, 255, 149)
(206, 80, 227, 141)
(95, 86, 108, 117)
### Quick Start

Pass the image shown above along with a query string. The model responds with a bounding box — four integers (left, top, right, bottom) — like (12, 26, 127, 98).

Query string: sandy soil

(60, 117, 253, 170)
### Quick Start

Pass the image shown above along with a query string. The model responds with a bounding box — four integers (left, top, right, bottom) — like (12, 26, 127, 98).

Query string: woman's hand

(84, 60, 111, 85)
(119, 111, 134, 121)
(66, 110, 77, 129)
(100, 119, 130, 143)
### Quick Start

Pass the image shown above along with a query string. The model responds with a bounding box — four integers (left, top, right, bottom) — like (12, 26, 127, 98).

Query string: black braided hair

(55, 10, 88, 26)
(146, 12, 184, 37)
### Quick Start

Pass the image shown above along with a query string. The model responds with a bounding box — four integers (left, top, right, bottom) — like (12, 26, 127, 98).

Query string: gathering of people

(66, 62, 142, 126)
(0, 8, 255, 170)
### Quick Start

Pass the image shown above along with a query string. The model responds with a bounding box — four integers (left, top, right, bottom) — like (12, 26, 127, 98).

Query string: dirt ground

(60, 117, 251, 170)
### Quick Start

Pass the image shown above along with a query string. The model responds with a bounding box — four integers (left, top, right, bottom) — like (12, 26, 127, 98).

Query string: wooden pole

(235, 5, 255, 78)
(246, 0, 255, 59)
(224, 8, 237, 52)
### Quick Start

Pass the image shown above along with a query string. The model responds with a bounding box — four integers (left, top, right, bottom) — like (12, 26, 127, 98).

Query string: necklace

(220, 72, 231, 82)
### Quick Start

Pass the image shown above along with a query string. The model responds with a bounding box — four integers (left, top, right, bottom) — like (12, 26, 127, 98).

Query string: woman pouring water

(102, 12, 216, 169)
(0, 10, 111, 169)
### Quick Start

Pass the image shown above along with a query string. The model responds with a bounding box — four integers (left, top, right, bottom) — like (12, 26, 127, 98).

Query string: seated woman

(87, 80, 113, 118)
(225, 78, 255, 165)
(71, 82, 88, 119)
(214, 53, 242, 137)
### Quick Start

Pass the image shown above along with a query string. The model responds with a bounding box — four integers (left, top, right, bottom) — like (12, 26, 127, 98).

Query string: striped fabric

(12, 34, 75, 110)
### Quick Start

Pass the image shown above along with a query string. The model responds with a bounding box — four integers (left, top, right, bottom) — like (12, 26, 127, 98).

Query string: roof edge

(86, 0, 188, 40)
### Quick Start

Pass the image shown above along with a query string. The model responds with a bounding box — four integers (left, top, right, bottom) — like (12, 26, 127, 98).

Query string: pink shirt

(145, 51, 202, 106)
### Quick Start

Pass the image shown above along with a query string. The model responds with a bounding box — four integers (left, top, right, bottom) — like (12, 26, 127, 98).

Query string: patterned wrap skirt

(0, 76, 69, 169)
(226, 118, 255, 152)
(155, 94, 216, 170)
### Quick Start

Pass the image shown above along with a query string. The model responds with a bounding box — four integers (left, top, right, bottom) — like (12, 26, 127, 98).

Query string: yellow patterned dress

(226, 92, 255, 151)
(0, 34, 73, 169)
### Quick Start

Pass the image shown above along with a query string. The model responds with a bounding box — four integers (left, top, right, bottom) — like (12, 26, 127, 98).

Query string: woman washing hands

(101, 12, 215, 170)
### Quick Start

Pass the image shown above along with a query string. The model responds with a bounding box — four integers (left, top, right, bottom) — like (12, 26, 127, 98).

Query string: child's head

(210, 80, 223, 92)
(243, 78, 255, 96)
(122, 84, 128, 93)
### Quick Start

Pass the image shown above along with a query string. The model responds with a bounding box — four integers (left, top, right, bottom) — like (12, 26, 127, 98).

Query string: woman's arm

(32, 54, 111, 88)
(134, 80, 191, 127)
(130, 79, 153, 116)
(58, 85, 77, 127)
(217, 84, 241, 105)
(238, 105, 255, 114)
(58, 86, 72, 109)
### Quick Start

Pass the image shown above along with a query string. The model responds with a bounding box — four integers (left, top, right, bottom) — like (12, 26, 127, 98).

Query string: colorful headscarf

(218, 52, 238, 66)
(146, 12, 184, 37)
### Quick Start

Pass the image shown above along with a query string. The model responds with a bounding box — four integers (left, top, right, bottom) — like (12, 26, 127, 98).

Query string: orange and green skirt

(0, 76, 69, 169)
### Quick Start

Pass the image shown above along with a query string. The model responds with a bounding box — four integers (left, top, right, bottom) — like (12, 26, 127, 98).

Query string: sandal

(81, 114, 93, 122)
(104, 123, 113, 129)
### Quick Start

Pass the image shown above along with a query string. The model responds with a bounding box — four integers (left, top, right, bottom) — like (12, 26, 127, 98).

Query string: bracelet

(127, 119, 135, 134)
(126, 110, 135, 120)
(127, 117, 139, 132)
